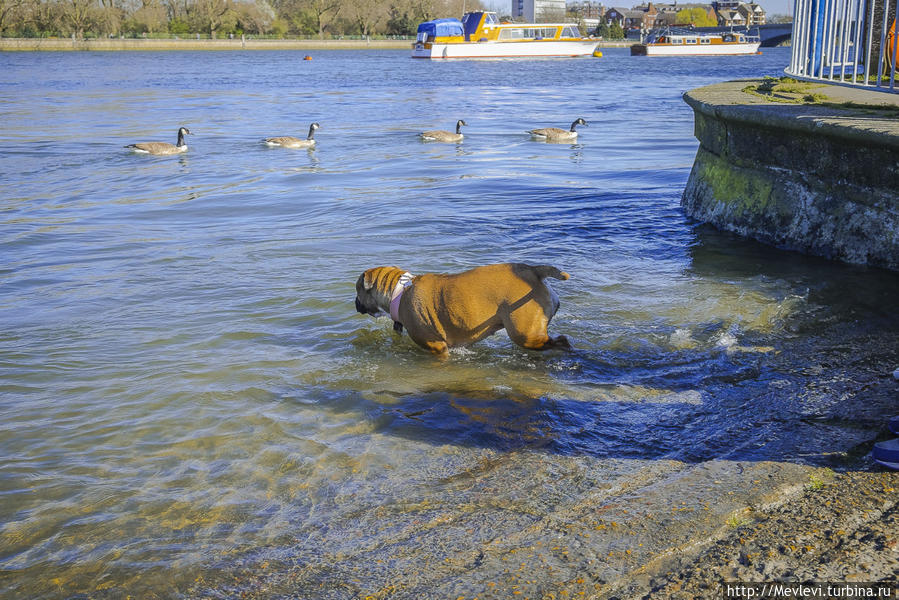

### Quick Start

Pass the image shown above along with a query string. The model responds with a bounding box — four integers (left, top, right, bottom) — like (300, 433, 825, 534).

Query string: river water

(1, 48, 898, 599)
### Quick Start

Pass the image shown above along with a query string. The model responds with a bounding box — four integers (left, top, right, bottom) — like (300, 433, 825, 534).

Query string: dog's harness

(389, 272, 414, 323)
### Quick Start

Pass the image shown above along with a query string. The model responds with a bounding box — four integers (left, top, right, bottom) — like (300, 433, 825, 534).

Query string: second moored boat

(630, 27, 761, 56)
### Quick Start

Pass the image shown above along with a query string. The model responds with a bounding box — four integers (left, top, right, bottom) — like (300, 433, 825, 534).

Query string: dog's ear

(363, 268, 376, 290)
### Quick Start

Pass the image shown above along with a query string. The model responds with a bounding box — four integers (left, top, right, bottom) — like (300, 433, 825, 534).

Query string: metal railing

(787, 0, 899, 91)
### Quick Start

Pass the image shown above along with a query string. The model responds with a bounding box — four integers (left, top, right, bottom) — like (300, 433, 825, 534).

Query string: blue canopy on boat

(417, 18, 464, 38)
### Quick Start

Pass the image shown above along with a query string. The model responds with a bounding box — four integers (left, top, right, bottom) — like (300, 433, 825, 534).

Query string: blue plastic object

(873, 438, 899, 469)
(417, 18, 464, 39)
(890, 415, 899, 436)
(874, 458, 899, 471)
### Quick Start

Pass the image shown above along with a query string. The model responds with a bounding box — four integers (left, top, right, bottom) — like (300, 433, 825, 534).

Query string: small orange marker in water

(304, 55, 312, 60)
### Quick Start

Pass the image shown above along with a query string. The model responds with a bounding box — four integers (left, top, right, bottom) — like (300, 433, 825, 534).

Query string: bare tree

(0, 0, 25, 34)
(26, 0, 60, 35)
(97, 0, 125, 35)
(128, 0, 168, 33)
(440, 0, 483, 18)
(60, 0, 97, 38)
(191, 0, 236, 37)
(339, 0, 386, 36)
(163, 0, 189, 23)
(302, 0, 339, 37)
(234, 0, 274, 33)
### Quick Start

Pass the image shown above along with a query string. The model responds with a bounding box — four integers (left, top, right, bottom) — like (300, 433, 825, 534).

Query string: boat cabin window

(561, 25, 580, 37)
(499, 26, 557, 40)
(685, 37, 697, 44)
(700, 37, 710, 44)
(483, 12, 499, 25)
(534, 26, 557, 39)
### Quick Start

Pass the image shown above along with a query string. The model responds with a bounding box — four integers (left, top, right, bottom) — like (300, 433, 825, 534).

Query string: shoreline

(637, 466, 899, 598)
(0, 37, 632, 51)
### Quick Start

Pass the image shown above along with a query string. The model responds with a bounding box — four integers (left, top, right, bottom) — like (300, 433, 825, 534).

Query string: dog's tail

(532, 265, 570, 281)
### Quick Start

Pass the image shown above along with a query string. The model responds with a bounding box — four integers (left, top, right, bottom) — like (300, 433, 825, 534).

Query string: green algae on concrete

(742, 76, 830, 104)
(682, 79, 899, 270)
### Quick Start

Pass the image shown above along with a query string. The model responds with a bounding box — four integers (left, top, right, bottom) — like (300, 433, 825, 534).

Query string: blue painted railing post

(808, 0, 827, 75)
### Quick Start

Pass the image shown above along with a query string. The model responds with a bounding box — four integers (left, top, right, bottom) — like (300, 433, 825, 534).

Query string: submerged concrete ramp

(682, 79, 899, 271)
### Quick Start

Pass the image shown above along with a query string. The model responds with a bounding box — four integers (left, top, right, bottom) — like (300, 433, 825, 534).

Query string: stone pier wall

(682, 80, 899, 270)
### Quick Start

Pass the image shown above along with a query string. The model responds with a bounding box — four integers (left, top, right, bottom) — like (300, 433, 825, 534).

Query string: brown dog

(354, 263, 570, 355)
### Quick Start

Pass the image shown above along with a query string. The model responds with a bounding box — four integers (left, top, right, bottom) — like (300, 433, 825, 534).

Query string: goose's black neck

(307, 125, 316, 140)
(176, 130, 186, 147)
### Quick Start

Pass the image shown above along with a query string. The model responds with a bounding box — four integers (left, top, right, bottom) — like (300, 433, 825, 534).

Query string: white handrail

(786, 0, 898, 91)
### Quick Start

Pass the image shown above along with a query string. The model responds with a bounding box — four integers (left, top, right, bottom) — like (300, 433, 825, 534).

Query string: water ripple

(2, 48, 899, 599)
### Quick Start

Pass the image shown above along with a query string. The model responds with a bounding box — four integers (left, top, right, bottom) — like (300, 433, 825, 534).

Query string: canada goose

(420, 119, 467, 143)
(528, 118, 587, 142)
(265, 123, 320, 148)
(126, 127, 191, 155)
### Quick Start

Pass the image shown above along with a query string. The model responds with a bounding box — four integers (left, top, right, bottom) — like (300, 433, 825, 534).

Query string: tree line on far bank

(0, 0, 793, 40)
(0, 0, 486, 39)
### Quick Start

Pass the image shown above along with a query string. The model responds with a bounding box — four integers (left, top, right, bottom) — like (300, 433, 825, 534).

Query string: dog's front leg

(423, 340, 449, 357)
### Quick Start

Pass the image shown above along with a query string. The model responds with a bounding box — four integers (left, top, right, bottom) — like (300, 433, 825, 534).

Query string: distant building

(567, 0, 604, 19)
(514, 0, 568, 21)
(653, 3, 680, 25)
(716, 7, 746, 26)
(624, 2, 658, 30)
(603, 6, 628, 26)
(738, 2, 766, 25)
(712, 0, 766, 26)
(566, 1, 603, 30)
(652, 3, 717, 26)
(585, 1, 762, 30)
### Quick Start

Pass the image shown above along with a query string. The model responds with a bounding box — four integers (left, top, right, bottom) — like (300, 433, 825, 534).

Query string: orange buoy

(889, 20, 897, 69)
(304, 55, 312, 61)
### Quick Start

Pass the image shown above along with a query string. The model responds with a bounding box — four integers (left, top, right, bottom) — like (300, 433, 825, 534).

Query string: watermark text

(724, 583, 896, 599)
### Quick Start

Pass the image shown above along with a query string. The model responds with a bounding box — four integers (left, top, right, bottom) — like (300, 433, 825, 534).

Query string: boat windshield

(484, 12, 499, 25)
(461, 12, 483, 37)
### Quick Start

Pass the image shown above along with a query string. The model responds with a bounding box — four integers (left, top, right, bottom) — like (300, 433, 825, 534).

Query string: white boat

(411, 11, 599, 59)
(630, 27, 761, 56)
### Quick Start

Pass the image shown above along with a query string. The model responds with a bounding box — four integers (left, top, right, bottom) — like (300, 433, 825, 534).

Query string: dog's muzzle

(356, 297, 379, 316)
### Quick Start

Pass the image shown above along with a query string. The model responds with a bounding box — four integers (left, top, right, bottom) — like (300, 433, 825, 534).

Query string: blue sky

(482, 0, 793, 18)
